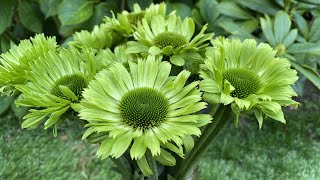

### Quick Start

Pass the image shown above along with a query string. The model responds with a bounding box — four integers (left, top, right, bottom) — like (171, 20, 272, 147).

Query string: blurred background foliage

(0, 0, 319, 179)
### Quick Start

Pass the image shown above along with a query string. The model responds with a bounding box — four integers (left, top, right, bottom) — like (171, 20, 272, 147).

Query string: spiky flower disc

(104, 3, 167, 38)
(200, 38, 298, 128)
(0, 34, 57, 95)
(15, 48, 97, 130)
(79, 56, 211, 175)
(126, 14, 214, 73)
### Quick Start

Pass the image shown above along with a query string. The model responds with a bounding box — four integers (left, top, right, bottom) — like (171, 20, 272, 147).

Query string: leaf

(293, 13, 309, 38)
(283, 29, 298, 47)
(0, 96, 14, 115)
(0, 37, 11, 53)
(167, 3, 192, 19)
(287, 43, 320, 56)
(11, 103, 29, 120)
(127, 0, 152, 10)
(217, 2, 252, 19)
(309, 17, 320, 42)
(198, 0, 219, 23)
(58, 0, 94, 26)
(38, 0, 62, 18)
(218, 20, 256, 39)
(260, 16, 276, 46)
(0, 0, 15, 35)
(18, 1, 43, 33)
(291, 61, 320, 89)
(238, 0, 279, 15)
(274, 11, 291, 44)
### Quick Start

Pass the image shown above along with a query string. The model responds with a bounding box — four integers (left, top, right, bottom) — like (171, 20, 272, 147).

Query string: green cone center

(51, 73, 88, 102)
(127, 12, 145, 27)
(119, 88, 169, 130)
(222, 68, 260, 99)
(153, 32, 187, 50)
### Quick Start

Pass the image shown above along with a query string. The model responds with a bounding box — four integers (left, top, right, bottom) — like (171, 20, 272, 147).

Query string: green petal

(137, 156, 153, 176)
(170, 55, 185, 66)
(110, 133, 133, 158)
(130, 137, 147, 160)
(181, 135, 194, 152)
(254, 108, 264, 129)
(144, 130, 161, 156)
(44, 105, 70, 129)
(154, 149, 176, 166)
(234, 98, 251, 110)
(256, 101, 286, 123)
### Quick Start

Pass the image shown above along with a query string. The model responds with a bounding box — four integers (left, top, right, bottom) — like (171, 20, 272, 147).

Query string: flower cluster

(0, 2, 298, 178)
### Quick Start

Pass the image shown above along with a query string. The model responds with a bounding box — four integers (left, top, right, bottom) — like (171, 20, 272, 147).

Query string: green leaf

(127, 0, 152, 10)
(0, 37, 11, 53)
(0, 0, 15, 35)
(238, 0, 278, 15)
(274, 11, 291, 44)
(291, 61, 320, 89)
(18, 1, 43, 33)
(58, 0, 94, 26)
(287, 43, 320, 56)
(167, 3, 192, 19)
(218, 2, 252, 19)
(218, 20, 256, 39)
(309, 17, 320, 42)
(283, 29, 298, 47)
(38, 0, 62, 18)
(293, 13, 309, 38)
(0, 96, 14, 115)
(260, 16, 276, 46)
(11, 103, 28, 120)
(198, 0, 219, 23)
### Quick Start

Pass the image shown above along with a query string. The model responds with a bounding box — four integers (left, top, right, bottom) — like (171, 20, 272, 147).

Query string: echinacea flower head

(126, 14, 213, 73)
(15, 48, 98, 131)
(104, 3, 167, 38)
(68, 23, 121, 50)
(79, 56, 211, 175)
(0, 34, 57, 95)
(200, 38, 298, 128)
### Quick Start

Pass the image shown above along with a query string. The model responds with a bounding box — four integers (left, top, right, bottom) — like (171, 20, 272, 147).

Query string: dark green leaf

(274, 11, 291, 44)
(238, 0, 278, 15)
(309, 17, 320, 42)
(39, 0, 62, 18)
(218, 20, 256, 39)
(11, 103, 29, 120)
(293, 13, 309, 39)
(58, 0, 94, 26)
(0, 96, 14, 115)
(298, 0, 320, 5)
(127, 0, 152, 10)
(198, 0, 219, 23)
(218, 2, 252, 19)
(287, 43, 320, 56)
(0, 38, 11, 53)
(0, 0, 15, 35)
(291, 61, 320, 89)
(167, 3, 192, 19)
(18, 1, 43, 33)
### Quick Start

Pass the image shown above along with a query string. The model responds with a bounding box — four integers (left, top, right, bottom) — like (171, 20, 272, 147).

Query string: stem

(111, 156, 133, 180)
(175, 104, 232, 179)
(146, 150, 158, 180)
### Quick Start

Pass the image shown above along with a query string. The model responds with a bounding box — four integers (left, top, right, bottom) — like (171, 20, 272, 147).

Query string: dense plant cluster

(0, 0, 317, 179)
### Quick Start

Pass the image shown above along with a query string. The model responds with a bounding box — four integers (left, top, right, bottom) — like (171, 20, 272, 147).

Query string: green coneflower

(126, 14, 213, 73)
(79, 56, 211, 176)
(68, 23, 121, 50)
(0, 34, 57, 95)
(200, 38, 298, 128)
(104, 3, 167, 38)
(15, 48, 98, 131)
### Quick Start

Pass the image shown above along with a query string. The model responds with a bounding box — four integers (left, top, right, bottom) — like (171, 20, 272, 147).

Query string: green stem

(175, 104, 232, 179)
(111, 156, 133, 180)
(146, 150, 158, 180)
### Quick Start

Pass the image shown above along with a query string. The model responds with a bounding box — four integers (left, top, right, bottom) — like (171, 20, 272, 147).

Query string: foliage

(0, 0, 318, 179)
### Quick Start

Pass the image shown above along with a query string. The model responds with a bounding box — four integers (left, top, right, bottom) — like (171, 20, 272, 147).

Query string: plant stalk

(175, 104, 232, 179)
(146, 150, 158, 180)
(111, 156, 133, 180)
